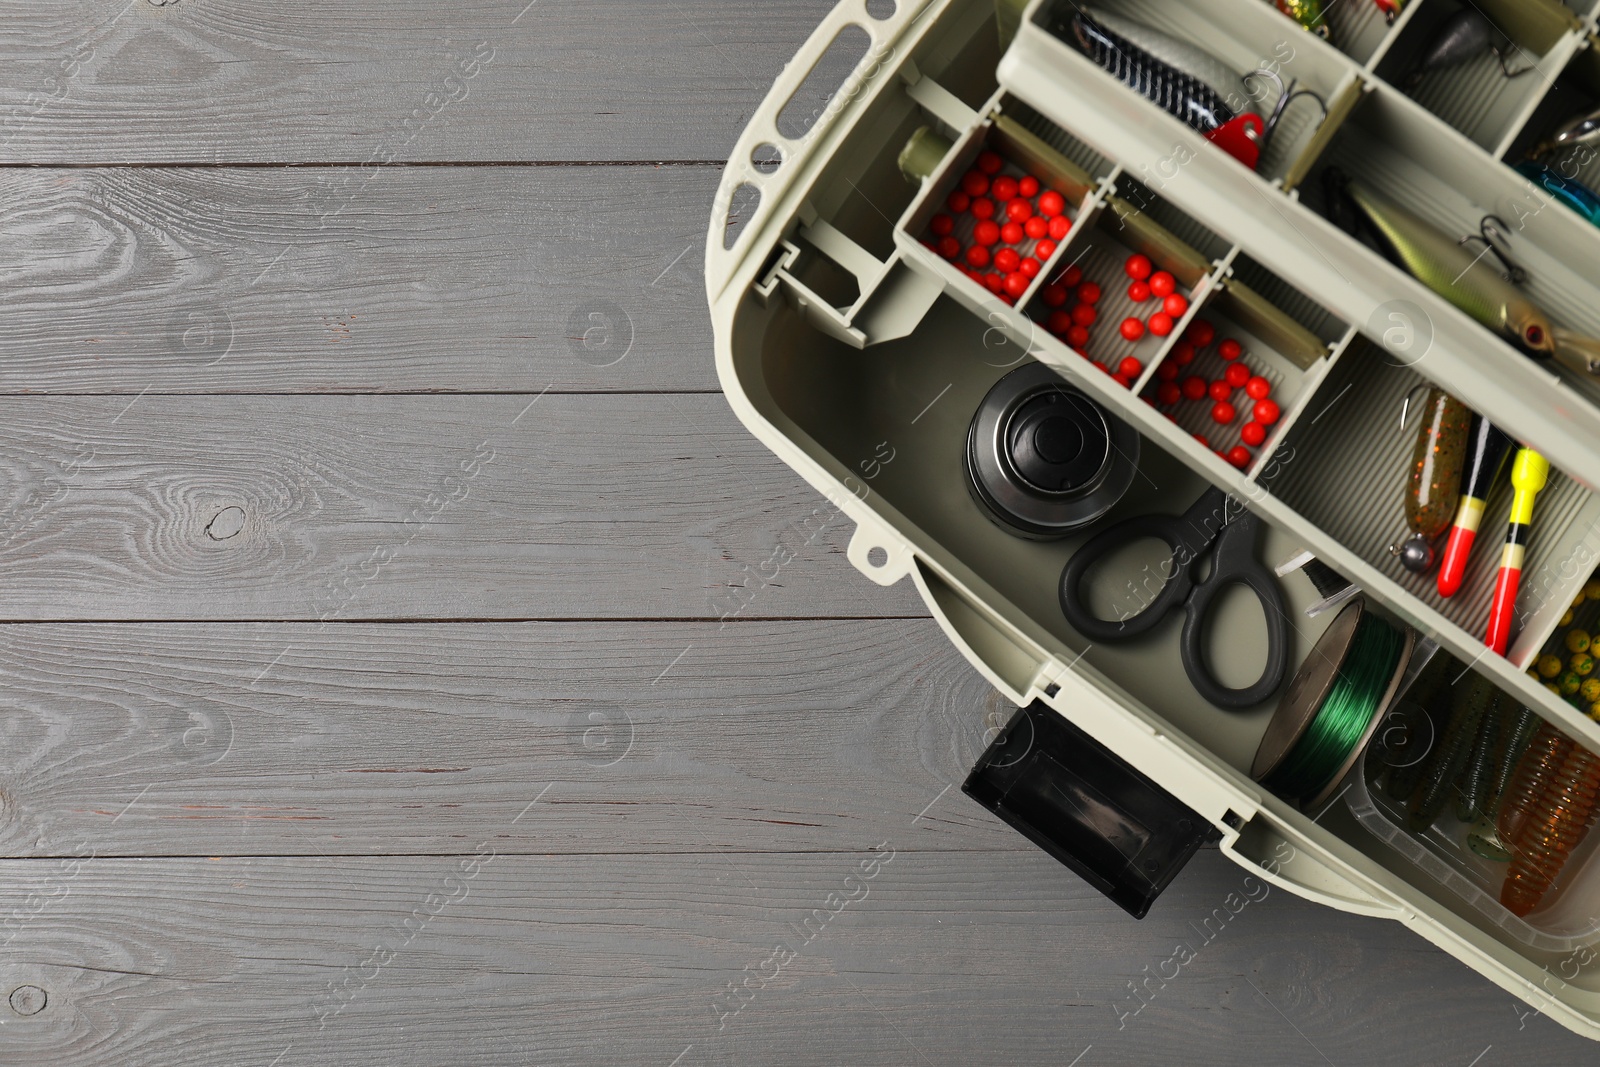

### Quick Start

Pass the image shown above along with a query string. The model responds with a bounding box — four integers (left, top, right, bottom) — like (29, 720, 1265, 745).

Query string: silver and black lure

(1051, 6, 1278, 168)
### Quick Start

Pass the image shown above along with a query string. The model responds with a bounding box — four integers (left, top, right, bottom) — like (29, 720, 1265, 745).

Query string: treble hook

(1459, 215, 1527, 285)
(1491, 43, 1537, 80)
(1246, 71, 1329, 155)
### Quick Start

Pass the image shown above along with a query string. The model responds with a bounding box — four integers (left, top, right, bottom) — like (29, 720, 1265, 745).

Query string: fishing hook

(1398, 382, 1434, 432)
(1458, 214, 1527, 285)
(1247, 71, 1329, 154)
(1490, 43, 1537, 80)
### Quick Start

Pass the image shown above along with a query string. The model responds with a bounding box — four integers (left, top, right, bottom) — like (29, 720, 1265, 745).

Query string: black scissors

(1059, 486, 1289, 709)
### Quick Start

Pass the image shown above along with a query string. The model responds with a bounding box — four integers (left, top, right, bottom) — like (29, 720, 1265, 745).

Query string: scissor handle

(1178, 511, 1290, 708)
(1058, 513, 1197, 641)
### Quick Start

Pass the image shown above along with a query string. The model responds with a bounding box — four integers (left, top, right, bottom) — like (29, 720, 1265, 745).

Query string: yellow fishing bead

(1540, 654, 1565, 678)
(1591, 701, 1600, 721)
(1547, 682, 1564, 696)
(1566, 629, 1592, 654)
(1562, 610, 1575, 626)
(1586, 579, 1600, 599)
(1573, 652, 1597, 677)
(1577, 591, 1590, 609)
(1583, 678, 1600, 704)
(1561, 672, 1583, 695)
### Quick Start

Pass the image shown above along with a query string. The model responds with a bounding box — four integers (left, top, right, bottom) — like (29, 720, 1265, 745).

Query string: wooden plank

(0, 850, 1585, 1065)
(0, 394, 927, 620)
(0, 166, 720, 393)
(0, 619, 1016, 857)
(0, 0, 836, 163)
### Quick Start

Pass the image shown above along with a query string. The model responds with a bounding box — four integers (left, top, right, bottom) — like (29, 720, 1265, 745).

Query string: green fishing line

(1264, 613, 1407, 800)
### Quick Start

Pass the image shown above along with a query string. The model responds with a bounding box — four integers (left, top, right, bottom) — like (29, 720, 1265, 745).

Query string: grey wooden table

(0, 3, 1594, 1064)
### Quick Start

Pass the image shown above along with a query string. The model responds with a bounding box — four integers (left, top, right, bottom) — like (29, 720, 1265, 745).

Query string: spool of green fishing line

(1253, 599, 1413, 806)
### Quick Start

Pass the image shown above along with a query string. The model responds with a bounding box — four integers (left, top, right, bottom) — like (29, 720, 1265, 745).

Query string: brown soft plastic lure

(1396, 388, 1469, 572)
(1501, 743, 1600, 917)
(1496, 723, 1572, 847)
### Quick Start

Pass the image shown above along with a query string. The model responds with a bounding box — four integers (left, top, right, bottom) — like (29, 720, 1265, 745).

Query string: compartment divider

(1246, 322, 1359, 481)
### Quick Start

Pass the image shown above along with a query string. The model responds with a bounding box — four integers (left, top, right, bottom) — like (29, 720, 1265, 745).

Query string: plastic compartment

(1138, 254, 1349, 473)
(1346, 648, 1600, 951)
(1370, 0, 1577, 157)
(1264, 347, 1600, 670)
(1325, 0, 1412, 68)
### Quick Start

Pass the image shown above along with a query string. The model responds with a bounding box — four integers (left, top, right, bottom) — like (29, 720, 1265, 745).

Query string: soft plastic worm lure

(1393, 386, 1469, 573)
(1409, 673, 1493, 830)
(1501, 742, 1600, 917)
(1487, 706, 1541, 818)
(1496, 723, 1573, 846)
(1457, 694, 1505, 823)
(1385, 655, 1456, 802)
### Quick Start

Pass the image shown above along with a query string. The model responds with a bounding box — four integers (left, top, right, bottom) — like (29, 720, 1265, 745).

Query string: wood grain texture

(0, 619, 1019, 857)
(0, 0, 836, 163)
(0, 166, 718, 393)
(0, 394, 927, 620)
(0, 849, 1589, 1066)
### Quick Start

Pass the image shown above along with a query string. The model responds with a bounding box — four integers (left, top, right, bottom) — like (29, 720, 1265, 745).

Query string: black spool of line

(965, 363, 1139, 538)
(1251, 599, 1415, 808)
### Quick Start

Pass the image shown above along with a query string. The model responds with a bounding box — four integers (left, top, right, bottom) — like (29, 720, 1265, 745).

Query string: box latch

(963, 701, 1218, 918)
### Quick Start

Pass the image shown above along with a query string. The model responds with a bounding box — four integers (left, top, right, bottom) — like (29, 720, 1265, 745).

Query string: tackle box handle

(704, 0, 946, 303)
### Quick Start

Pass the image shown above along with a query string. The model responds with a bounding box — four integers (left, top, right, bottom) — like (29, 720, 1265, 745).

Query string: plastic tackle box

(706, 0, 1600, 1040)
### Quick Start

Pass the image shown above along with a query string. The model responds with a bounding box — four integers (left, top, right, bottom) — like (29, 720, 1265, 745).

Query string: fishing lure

(1497, 722, 1571, 846)
(1485, 448, 1550, 655)
(1372, 0, 1403, 23)
(1514, 160, 1600, 228)
(1437, 414, 1512, 598)
(1393, 386, 1469, 573)
(1055, 8, 1275, 168)
(1531, 104, 1600, 160)
(1273, 0, 1332, 42)
(1409, 673, 1493, 830)
(1488, 705, 1541, 818)
(1456, 694, 1505, 822)
(1336, 176, 1600, 379)
(1406, 10, 1530, 89)
(1501, 741, 1600, 917)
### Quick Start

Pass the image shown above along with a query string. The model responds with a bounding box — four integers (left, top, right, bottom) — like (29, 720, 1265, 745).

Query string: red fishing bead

(984, 272, 1004, 294)
(946, 190, 970, 214)
(1020, 257, 1041, 278)
(1128, 281, 1152, 303)
(1041, 283, 1068, 308)
(1072, 303, 1097, 327)
(1158, 382, 1182, 406)
(1157, 360, 1180, 381)
(994, 248, 1020, 274)
(937, 236, 961, 260)
(1006, 197, 1034, 222)
(1148, 271, 1175, 297)
(966, 245, 991, 268)
(1241, 421, 1267, 447)
(1119, 316, 1145, 341)
(1060, 264, 1083, 288)
(1125, 253, 1153, 280)
(1219, 338, 1243, 361)
(962, 170, 989, 197)
(1066, 324, 1090, 347)
(1047, 310, 1074, 334)
(976, 150, 1004, 175)
(1049, 216, 1072, 240)
(1208, 380, 1232, 402)
(1004, 272, 1029, 298)
(1113, 372, 1134, 389)
(1224, 363, 1251, 388)
(974, 220, 1001, 246)
(991, 175, 1019, 201)
(1019, 175, 1040, 197)
(1035, 239, 1058, 261)
(1076, 281, 1101, 304)
(1227, 445, 1251, 469)
(1148, 312, 1174, 336)
(1118, 356, 1143, 378)
(1025, 216, 1050, 240)
(1186, 319, 1215, 346)
(930, 214, 954, 237)
(1193, 433, 1209, 447)
(1212, 401, 1237, 424)
(1181, 375, 1207, 400)
(971, 197, 996, 220)
(1254, 399, 1281, 425)
(1162, 293, 1188, 318)
(997, 221, 1022, 245)
(1245, 375, 1271, 400)
(1172, 339, 1195, 364)
(1038, 190, 1066, 217)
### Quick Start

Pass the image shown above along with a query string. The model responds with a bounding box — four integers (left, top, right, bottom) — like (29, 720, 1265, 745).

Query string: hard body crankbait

(1053, 7, 1268, 168)
(1515, 160, 1600, 228)
(1532, 104, 1600, 160)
